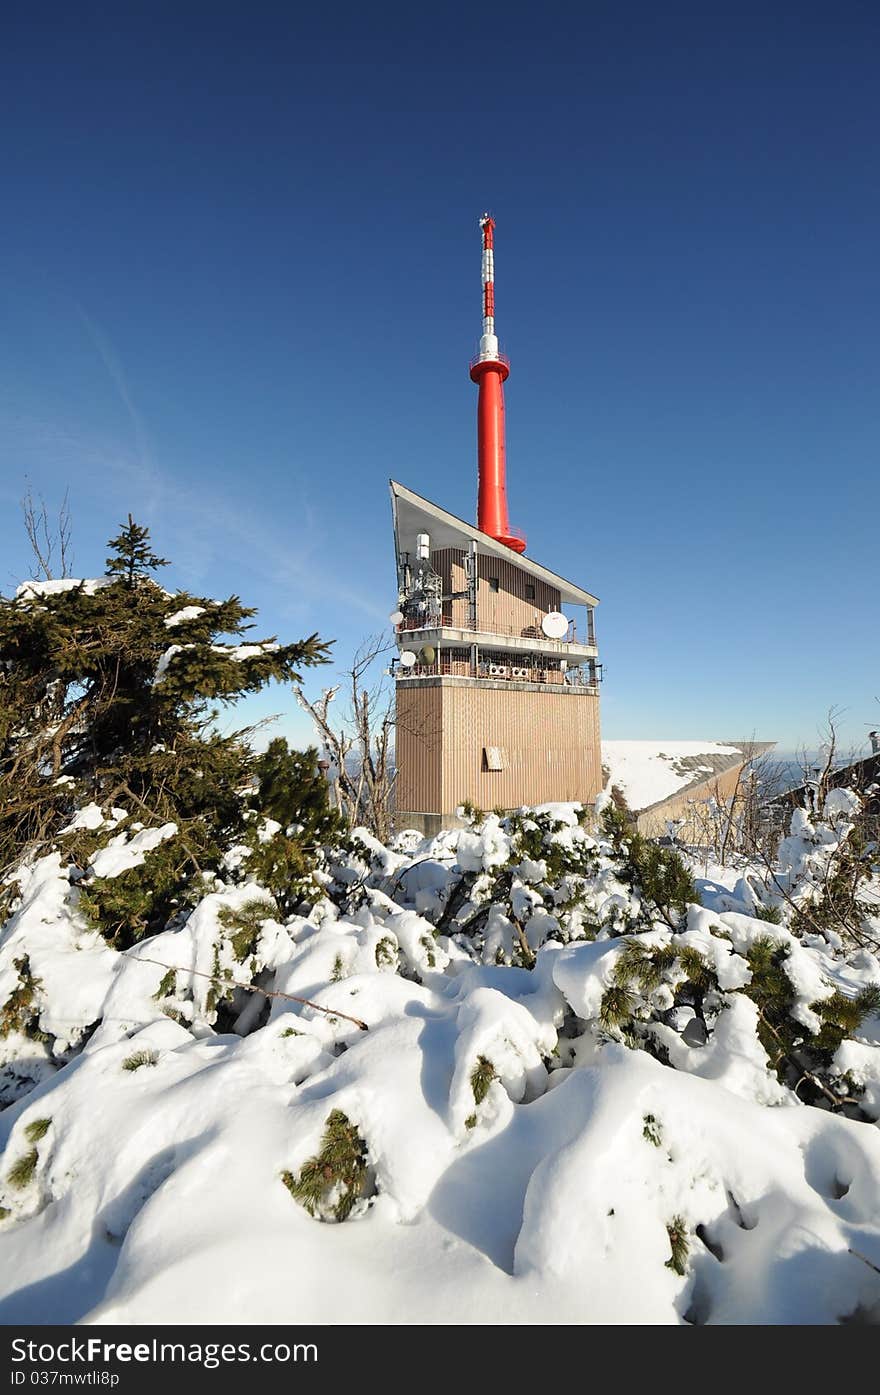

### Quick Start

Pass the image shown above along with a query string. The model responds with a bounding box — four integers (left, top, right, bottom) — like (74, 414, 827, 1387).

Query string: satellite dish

(421, 645, 435, 664)
(541, 611, 569, 640)
(399, 651, 417, 668)
(389, 610, 404, 625)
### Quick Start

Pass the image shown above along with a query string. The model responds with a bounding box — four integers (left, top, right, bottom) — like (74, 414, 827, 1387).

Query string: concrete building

(391, 482, 602, 835)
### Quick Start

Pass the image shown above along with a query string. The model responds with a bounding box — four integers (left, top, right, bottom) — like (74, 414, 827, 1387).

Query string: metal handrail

(397, 614, 443, 632)
(396, 617, 595, 646)
(469, 352, 511, 372)
(396, 663, 598, 692)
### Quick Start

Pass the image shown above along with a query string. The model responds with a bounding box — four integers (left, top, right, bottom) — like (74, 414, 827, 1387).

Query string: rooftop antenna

(470, 214, 526, 554)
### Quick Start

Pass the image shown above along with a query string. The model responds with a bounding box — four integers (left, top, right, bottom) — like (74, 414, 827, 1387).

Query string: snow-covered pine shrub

(334, 801, 745, 946)
(321, 827, 411, 917)
(465, 1054, 499, 1129)
(755, 788, 880, 951)
(642, 1113, 662, 1146)
(404, 804, 606, 962)
(600, 805, 697, 930)
(0, 956, 44, 1040)
(743, 933, 880, 1103)
(665, 1217, 689, 1275)
(281, 1110, 374, 1222)
(240, 739, 345, 915)
(4, 1118, 52, 1193)
(0, 785, 878, 1321)
(121, 1050, 159, 1072)
(444, 801, 691, 962)
(216, 897, 277, 963)
(5, 1149, 38, 1190)
(365, 805, 877, 1119)
(78, 835, 208, 948)
(562, 922, 878, 1117)
(374, 935, 398, 969)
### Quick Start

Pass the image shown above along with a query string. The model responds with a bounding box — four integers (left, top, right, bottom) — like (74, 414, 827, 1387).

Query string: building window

(484, 746, 506, 771)
(488, 577, 500, 592)
(525, 583, 535, 600)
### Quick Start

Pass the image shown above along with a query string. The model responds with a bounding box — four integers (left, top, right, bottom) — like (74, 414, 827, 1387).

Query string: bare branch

(58, 489, 73, 577)
(131, 955, 369, 1030)
(294, 634, 397, 841)
(21, 487, 74, 580)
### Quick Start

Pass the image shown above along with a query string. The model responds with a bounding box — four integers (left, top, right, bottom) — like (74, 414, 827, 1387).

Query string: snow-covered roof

(601, 740, 775, 812)
(390, 480, 599, 608)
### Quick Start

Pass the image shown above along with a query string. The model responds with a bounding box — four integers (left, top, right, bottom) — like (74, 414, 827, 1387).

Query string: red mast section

(469, 214, 526, 554)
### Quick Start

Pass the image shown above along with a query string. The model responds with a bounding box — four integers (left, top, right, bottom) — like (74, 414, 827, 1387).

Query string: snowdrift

(1, 805, 879, 1325)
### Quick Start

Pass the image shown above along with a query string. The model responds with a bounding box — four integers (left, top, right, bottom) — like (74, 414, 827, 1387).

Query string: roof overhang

(602, 740, 777, 815)
(389, 480, 599, 608)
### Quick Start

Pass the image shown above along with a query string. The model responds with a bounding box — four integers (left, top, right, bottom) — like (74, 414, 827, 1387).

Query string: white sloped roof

(390, 480, 599, 608)
(602, 740, 776, 812)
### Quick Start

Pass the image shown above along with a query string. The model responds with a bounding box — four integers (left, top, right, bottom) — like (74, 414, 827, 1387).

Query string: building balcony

(396, 671, 600, 695)
(394, 651, 601, 693)
(395, 619, 598, 661)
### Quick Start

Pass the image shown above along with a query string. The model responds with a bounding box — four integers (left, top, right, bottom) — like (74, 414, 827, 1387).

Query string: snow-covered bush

(750, 788, 880, 952)
(281, 1109, 375, 1222)
(2, 758, 880, 1318)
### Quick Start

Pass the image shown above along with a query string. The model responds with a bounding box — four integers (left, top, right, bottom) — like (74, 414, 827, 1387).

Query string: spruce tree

(0, 517, 335, 941)
(105, 514, 169, 586)
(243, 739, 345, 914)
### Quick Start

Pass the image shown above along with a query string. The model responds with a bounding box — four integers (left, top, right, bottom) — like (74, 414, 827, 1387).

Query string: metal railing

(495, 523, 528, 547)
(395, 660, 599, 691)
(396, 616, 595, 647)
(397, 613, 443, 633)
(469, 351, 511, 372)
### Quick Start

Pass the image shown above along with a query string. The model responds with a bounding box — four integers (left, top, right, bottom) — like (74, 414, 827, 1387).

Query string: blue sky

(1, 3, 877, 757)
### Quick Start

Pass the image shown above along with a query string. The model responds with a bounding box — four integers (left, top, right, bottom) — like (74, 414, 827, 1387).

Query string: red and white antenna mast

(469, 213, 526, 554)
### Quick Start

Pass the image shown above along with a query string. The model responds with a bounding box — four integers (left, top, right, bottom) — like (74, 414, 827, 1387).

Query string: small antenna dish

(389, 610, 404, 625)
(399, 651, 417, 668)
(541, 611, 568, 640)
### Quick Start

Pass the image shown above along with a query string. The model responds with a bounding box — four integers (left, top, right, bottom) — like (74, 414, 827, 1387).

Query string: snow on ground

(1, 814, 879, 1325)
(602, 741, 743, 811)
(4, 1022, 879, 1326)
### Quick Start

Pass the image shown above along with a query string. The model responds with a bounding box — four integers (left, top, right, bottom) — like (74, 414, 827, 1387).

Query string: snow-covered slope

(1, 808, 879, 1326)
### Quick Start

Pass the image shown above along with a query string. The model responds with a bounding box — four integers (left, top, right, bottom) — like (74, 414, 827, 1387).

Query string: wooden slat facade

(432, 547, 562, 635)
(395, 684, 444, 816)
(396, 680, 602, 831)
(395, 526, 601, 836)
